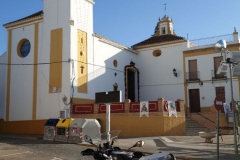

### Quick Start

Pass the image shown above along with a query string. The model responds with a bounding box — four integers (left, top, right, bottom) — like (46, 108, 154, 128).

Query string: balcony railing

(189, 34, 233, 48)
(186, 71, 200, 82)
(211, 70, 227, 83)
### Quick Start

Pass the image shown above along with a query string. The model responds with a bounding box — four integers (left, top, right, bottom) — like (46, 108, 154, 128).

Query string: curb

(0, 135, 40, 140)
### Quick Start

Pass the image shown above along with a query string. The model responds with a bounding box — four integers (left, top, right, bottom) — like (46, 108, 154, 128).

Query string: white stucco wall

(71, 35, 138, 101)
(9, 25, 35, 120)
(186, 53, 240, 108)
(0, 53, 7, 119)
(69, 0, 138, 102)
(137, 42, 188, 101)
(36, 0, 71, 119)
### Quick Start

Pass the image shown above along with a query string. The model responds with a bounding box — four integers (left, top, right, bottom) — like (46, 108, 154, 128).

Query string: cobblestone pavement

(1, 134, 240, 160)
(0, 136, 94, 160)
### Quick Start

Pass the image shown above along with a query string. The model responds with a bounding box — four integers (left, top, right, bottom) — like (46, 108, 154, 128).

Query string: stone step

(185, 116, 209, 136)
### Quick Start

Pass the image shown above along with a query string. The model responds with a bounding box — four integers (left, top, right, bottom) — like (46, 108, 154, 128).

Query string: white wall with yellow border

(137, 41, 188, 101)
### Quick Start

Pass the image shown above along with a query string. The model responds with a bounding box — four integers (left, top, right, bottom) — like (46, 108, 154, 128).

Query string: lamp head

(173, 68, 177, 77)
(214, 40, 227, 52)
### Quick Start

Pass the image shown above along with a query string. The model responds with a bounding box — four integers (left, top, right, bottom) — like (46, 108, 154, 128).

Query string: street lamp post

(229, 63, 238, 154)
(214, 40, 238, 155)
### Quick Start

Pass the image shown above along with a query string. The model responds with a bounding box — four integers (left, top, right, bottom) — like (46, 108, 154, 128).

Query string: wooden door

(189, 89, 201, 113)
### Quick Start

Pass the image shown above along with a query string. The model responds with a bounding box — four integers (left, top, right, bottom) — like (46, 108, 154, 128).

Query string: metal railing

(211, 70, 227, 79)
(211, 70, 227, 83)
(186, 71, 200, 81)
(196, 112, 215, 124)
(189, 34, 233, 48)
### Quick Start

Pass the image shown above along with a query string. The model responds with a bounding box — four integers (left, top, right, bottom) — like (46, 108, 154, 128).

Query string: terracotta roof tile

(3, 10, 43, 26)
(132, 34, 186, 48)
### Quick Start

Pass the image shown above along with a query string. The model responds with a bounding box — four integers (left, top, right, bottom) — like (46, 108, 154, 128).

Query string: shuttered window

(188, 60, 198, 80)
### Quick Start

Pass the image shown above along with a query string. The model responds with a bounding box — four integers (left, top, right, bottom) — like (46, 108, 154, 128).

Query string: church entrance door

(127, 69, 135, 102)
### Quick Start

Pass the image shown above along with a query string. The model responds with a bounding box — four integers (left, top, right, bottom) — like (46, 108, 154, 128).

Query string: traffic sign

(214, 96, 224, 111)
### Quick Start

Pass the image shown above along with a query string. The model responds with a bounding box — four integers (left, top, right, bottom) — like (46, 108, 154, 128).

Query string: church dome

(160, 15, 172, 22)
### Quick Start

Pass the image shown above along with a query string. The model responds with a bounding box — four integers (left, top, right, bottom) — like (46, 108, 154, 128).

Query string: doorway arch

(124, 61, 140, 102)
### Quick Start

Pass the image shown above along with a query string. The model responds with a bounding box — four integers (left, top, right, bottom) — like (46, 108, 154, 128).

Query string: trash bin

(43, 118, 60, 141)
(55, 118, 74, 142)
(68, 118, 101, 143)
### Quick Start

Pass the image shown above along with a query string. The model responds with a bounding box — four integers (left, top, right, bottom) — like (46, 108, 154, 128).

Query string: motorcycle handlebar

(81, 148, 94, 156)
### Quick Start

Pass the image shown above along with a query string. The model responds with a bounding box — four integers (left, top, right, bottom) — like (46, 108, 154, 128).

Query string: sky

(0, 0, 240, 55)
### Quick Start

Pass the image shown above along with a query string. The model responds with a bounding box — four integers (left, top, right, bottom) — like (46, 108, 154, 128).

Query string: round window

(113, 60, 118, 67)
(152, 49, 162, 57)
(17, 39, 31, 57)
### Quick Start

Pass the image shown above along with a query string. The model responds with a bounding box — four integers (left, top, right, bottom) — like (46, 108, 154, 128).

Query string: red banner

(130, 102, 140, 112)
(72, 104, 94, 114)
(149, 101, 158, 112)
(98, 103, 125, 113)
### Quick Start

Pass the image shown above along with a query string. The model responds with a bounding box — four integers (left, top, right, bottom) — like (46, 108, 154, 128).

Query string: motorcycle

(81, 130, 176, 160)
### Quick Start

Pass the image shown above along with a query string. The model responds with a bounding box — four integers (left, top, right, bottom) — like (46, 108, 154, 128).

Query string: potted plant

(199, 129, 216, 143)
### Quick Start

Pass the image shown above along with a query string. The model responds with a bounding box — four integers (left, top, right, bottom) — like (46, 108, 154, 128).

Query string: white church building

(0, 0, 240, 133)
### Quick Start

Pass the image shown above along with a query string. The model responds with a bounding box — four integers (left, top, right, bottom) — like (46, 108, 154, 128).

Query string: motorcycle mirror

(111, 137, 117, 146)
(135, 140, 144, 147)
(128, 140, 144, 151)
(84, 135, 93, 143)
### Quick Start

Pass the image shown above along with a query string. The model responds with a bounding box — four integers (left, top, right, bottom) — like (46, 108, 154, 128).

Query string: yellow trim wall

(0, 115, 185, 137)
(6, 30, 12, 122)
(49, 28, 63, 93)
(0, 119, 46, 134)
(77, 30, 88, 93)
(71, 114, 185, 137)
(32, 23, 39, 120)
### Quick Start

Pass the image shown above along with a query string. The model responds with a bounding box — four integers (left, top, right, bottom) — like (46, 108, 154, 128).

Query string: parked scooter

(81, 130, 176, 160)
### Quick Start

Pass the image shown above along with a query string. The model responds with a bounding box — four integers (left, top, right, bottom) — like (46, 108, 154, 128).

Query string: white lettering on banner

(216, 101, 223, 105)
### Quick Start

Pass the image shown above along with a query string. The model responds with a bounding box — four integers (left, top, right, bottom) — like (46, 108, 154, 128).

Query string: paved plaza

(0, 133, 240, 160)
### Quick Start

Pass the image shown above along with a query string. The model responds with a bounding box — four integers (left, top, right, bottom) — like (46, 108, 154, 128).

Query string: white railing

(189, 34, 233, 48)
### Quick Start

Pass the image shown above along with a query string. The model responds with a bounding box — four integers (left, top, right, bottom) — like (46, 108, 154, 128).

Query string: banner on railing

(223, 102, 231, 117)
(168, 101, 177, 117)
(140, 101, 149, 117)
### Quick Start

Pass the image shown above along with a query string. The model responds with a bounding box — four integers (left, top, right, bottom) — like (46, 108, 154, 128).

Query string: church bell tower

(154, 15, 175, 36)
